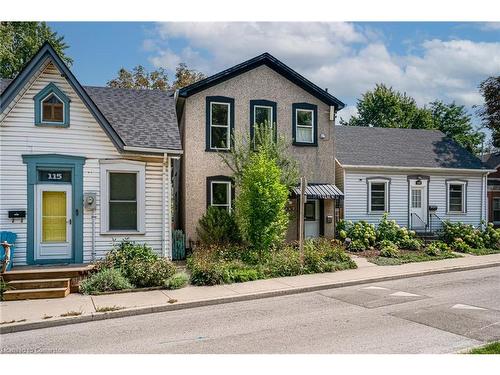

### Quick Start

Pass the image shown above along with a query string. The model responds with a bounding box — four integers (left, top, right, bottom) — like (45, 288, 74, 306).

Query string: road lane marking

(361, 286, 390, 290)
(390, 291, 421, 297)
(451, 304, 487, 311)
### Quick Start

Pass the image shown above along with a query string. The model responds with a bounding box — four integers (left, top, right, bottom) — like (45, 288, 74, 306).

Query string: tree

(429, 100, 484, 154)
(342, 84, 485, 154)
(235, 151, 290, 251)
(0, 22, 72, 79)
(172, 62, 206, 90)
(477, 76, 500, 148)
(341, 84, 434, 129)
(107, 65, 169, 91)
(219, 124, 299, 190)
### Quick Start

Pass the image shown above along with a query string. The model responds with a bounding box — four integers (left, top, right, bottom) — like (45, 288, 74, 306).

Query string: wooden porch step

(7, 278, 71, 290)
(2, 265, 93, 281)
(2, 287, 70, 301)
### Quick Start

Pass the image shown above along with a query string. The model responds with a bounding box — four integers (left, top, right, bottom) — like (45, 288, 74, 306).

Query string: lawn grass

(468, 341, 500, 354)
(366, 250, 460, 266)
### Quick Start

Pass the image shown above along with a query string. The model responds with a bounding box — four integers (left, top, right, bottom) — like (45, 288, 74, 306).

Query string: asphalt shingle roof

(482, 152, 500, 169)
(1, 79, 181, 151)
(335, 126, 486, 170)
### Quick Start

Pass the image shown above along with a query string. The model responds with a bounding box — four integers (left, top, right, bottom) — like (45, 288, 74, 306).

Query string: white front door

(410, 184, 427, 230)
(35, 184, 72, 261)
(304, 199, 320, 238)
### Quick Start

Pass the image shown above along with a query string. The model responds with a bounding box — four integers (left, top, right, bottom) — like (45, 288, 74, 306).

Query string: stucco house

(0, 42, 182, 267)
(174, 53, 345, 245)
(482, 152, 500, 226)
(335, 126, 493, 232)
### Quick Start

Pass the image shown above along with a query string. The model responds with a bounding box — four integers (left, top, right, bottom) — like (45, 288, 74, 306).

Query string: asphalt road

(1, 267, 499, 354)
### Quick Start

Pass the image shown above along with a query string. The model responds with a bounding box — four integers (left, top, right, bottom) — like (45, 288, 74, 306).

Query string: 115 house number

(47, 173, 63, 180)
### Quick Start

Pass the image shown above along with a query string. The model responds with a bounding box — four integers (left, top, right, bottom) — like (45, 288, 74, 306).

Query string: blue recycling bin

(0, 231, 17, 271)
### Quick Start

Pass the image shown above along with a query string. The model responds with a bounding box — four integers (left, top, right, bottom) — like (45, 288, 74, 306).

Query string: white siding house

(335, 126, 492, 231)
(0, 43, 182, 267)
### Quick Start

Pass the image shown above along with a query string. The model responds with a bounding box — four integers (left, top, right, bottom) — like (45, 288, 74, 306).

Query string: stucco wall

(181, 65, 336, 243)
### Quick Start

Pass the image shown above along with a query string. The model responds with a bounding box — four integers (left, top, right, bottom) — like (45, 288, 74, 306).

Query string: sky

(48, 22, 500, 124)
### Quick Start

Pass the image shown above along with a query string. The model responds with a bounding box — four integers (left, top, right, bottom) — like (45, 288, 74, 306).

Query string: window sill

(446, 211, 467, 215)
(205, 148, 231, 153)
(35, 121, 70, 127)
(100, 230, 145, 236)
(293, 141, 318, 147)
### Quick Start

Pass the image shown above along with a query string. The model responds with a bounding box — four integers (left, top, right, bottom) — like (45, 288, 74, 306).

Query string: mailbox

(8, 210, 26, 223)
(428, 205, 438, 212)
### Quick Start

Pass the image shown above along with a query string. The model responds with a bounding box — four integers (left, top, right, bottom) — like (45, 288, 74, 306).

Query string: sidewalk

(2, 253, 500, 334)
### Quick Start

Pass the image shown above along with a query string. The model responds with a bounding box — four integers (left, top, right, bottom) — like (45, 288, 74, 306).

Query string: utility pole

(298, 177, 307, 264)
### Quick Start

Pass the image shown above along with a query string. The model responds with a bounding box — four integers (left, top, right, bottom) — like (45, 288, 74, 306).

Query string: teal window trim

(22, 154, 86, 265)
(33, 83, 71, 127)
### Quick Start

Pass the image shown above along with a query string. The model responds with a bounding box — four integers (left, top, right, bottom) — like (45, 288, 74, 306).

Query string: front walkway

(1, 253, 500, 333)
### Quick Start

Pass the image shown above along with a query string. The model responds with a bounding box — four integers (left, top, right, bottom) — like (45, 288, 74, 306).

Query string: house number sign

(38, 170, 72, 183)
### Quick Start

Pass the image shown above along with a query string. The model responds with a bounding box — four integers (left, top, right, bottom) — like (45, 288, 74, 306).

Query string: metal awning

(291, 183, 344, 199)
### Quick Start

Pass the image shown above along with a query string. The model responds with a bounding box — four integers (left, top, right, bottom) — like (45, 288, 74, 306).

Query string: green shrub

(95, 240, 158, 272)
(125, 257, 176, 288)
(236, 152, 289, 251)
(441, 221, 500, 250)
(164, 272, 189, 290)
(450, 238, 473, 253)
(379, 240, 400, 258)
(425, 241, 450, 256)
(94, 240, 176, 288)
(263, 244, 302, 277)
(79, 268, 132, 295)
(196, 206, 241, 245)
(349, 239, 367, 252)
(399, 237, 423, 250)
(377, 214, 402, 243)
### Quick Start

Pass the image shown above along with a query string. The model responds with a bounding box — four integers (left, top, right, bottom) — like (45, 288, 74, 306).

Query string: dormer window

(42, 94, 64, 123)
(34, 83, 70, 127)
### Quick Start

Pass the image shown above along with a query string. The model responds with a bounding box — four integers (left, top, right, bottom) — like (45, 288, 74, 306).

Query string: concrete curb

(2, 260, 499, 334)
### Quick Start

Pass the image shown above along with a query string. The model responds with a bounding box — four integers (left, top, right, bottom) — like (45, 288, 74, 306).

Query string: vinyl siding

(0, 62, 170, 265)
(342, 169, 485, 227)
(335, 159, 344, 191)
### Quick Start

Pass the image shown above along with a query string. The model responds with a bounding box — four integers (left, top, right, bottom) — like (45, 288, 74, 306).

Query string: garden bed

(351, 248, 461, 266)
(187, 239, 357, 286)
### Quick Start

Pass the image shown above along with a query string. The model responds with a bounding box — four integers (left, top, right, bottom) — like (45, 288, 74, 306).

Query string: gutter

(123, 146, 183, 155)
(336, 162, 497, 174)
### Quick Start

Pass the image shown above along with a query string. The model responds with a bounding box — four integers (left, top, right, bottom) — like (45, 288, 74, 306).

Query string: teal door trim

(22, 154, 86, 265)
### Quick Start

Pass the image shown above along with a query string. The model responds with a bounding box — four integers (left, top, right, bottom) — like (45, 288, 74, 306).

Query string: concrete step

(7, 278, 71, 290)
(3, 287, 69, 301)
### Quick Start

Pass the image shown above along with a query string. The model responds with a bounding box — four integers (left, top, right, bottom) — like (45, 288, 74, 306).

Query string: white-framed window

(295, 108, 314, 144)
(493, 197, 500, 223)
(254, 105, 273, 128)
(209, 180, 232, 211)
(210, 102, 231, 150)
(447, 180, 467, 213)
(368, 179, 389, 213)
(100, 160, 146, 234)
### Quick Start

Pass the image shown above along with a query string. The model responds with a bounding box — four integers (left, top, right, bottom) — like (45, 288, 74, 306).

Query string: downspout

(162, 153, 167, 258)
(167, 155, 173, 259)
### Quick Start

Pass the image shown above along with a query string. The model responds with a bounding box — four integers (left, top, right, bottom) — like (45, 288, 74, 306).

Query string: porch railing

(410, 212, 445, 234)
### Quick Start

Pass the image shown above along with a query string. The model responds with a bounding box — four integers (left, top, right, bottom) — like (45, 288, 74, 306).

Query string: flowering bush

(425, 241, 450, 256)
(450, 238, 473, 253)
(441, 221, 500, 250)
(377, 213, 420, 249)
(337, 220, 376, 248)
(379, 240, 400, 258)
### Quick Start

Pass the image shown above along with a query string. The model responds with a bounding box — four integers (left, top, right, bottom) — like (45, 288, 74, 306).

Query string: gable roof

(0, 42, 181, 153)
(178, 53, 345, 109)
(335, 126, 488, 171)
(482, 152, 500, 169)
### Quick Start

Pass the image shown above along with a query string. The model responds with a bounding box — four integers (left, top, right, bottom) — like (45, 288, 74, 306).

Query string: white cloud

(147, 22, 500, 113)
